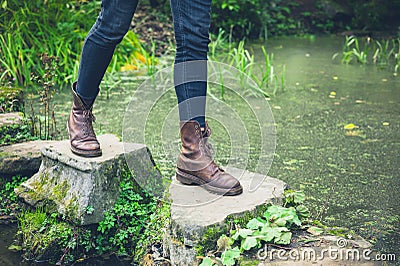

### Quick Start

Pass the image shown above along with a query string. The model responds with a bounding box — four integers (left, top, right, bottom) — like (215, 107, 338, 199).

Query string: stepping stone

(0, 112, 23, 127)
(15, 134, 161, 225)
(0, 140, 56, 177)
(166, 167, 287, 265)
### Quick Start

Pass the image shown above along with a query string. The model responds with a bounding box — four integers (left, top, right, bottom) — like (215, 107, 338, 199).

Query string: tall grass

(0, 0, 151, 88)
(0, 0, 90, 87)
(333, 35, 400, 74)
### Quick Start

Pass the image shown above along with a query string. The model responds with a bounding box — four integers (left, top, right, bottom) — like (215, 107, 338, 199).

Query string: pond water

(1, 35, 399, 264)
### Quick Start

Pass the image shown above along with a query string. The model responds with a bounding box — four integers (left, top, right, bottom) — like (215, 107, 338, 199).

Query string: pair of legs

(76, 0, 208, 127)
(68, 0, 242, 195)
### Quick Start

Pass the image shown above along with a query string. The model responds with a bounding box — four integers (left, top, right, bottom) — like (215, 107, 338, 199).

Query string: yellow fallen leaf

(120, 64, 138, 71)
(344, 123, 358, 130)
(382, 122, 389, 126)
(330, 91, 337, 96)
(134, 51, 147, 63)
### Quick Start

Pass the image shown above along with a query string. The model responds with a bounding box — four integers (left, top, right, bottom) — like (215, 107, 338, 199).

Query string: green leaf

(307, 226, 324, 236)
(293, 191, 306, 204)
(241, 236, 258, 250)
(246, 218, 265, 229)
(199, 257, 214, 266)
(238, 228, 253, 238)
(275, 231, 292, 244)
(230, 230, 240, 241)
(273, 217, 289, 227)
(8, 244, 22, 251)
(221, 247, 240, 266)
(259, 226, 278, 242)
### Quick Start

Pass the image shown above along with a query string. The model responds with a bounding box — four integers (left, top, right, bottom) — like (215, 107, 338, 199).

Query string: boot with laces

(176, 121, 243, 196)
(67, 82, 102, 157)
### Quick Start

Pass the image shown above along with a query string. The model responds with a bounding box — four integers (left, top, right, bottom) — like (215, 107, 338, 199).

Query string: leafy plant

(200, 190, 310, 265)
(15, 169, 170, 264)
(0, 175, 27, 215)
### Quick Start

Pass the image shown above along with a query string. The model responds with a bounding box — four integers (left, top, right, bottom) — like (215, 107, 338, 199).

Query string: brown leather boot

(67, 82, 102, 157)
(176, 121, 243, 196)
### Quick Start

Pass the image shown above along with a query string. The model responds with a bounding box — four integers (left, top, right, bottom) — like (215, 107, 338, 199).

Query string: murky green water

(1, 35, 399, 264)
(253, 36, 399, 259)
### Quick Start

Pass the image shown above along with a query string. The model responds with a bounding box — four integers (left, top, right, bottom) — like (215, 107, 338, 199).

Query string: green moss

(17, 208, 74, 264)
(52, 180, 69, 202)
(64, 195, 79, 221)
(196, 225, 227, 256)
(237, 258, 260, 266)
(0, 151, 14, 159)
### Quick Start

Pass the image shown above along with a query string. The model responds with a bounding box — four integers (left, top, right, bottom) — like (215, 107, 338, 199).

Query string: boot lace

(82, 109, 96, 137)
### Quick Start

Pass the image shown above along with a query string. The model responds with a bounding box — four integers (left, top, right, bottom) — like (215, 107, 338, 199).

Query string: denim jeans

(76, 0, 211, 127)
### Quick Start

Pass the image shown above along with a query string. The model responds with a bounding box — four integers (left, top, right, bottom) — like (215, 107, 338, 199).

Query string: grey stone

(320, 235, 373, 249)
(0, 140, 55, 177)
(15, 134, 161, 225)
(167, 167, 287, 265)
(0, 112, 22, 127)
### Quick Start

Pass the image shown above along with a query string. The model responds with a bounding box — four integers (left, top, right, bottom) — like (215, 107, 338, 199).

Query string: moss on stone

(52, 180, 69, 202)
(64, 195, 79, 221)
(237, 258, 260, 266)
(0, 151, 14, 159)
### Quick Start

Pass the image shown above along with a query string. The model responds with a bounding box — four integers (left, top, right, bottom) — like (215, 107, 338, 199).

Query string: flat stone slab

(0, 140, 56, 177)
(167, 167, 287, 265)
(0, 112, 23, 127)
(15, 134, 160, 225)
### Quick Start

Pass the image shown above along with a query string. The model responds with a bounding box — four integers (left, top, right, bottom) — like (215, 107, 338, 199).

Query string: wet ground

(1, 35, 398, 264)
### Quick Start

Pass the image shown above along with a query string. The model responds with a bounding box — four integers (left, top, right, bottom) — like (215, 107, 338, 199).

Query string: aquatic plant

(333, 35, 400, 74)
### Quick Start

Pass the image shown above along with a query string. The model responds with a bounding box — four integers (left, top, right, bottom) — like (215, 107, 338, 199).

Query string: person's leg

(68, 0, 138, 157)
(171, 0, 243, 195)
(171, 0, 211, 128)
(76, 0, 139, 105)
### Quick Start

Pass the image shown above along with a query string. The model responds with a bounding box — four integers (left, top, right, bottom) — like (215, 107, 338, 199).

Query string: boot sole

(66, 122, 102, 158)
(176, 169, 243, 196)
(71, 146, 102, 158)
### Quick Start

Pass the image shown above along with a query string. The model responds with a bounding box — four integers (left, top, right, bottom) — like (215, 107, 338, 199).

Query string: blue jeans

(76, 0, 211, 127)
